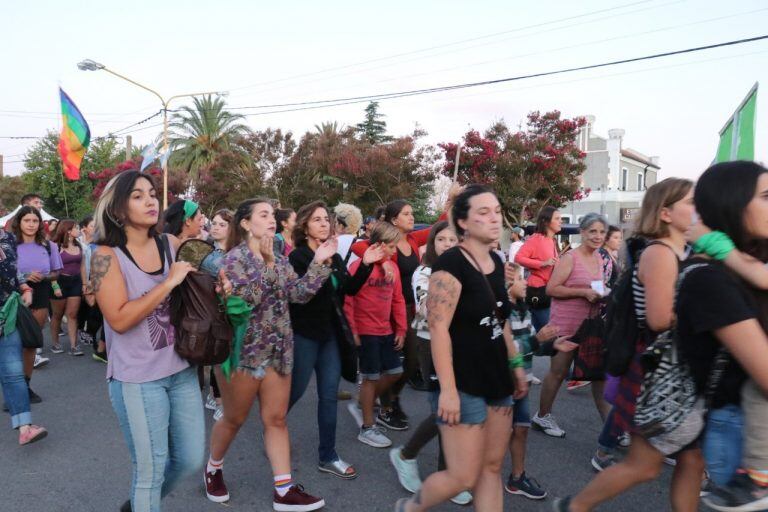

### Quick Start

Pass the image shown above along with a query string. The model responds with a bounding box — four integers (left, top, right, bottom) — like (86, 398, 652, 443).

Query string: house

(562, 115, 660, 233)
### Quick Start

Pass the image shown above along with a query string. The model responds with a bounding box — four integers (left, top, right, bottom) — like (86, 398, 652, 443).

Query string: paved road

(2, 331, 697, 512)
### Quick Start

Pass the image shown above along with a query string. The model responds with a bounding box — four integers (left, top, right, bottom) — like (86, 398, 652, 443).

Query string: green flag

(716, 83, 758, 162)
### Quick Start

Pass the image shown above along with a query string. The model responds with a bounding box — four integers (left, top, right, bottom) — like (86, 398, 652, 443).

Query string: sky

(1, 0, 767, 182)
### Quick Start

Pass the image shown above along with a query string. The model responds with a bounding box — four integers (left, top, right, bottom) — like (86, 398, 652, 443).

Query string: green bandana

(183, 200, 199, 221)
(220, 295, 254, 381)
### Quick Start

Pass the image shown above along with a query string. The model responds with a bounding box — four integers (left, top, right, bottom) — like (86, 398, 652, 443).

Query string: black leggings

(401, 413, 446, 471)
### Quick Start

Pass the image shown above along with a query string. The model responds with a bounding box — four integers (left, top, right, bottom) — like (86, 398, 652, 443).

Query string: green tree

(21, 132, 123, 219)
(167, 95, 252, 184)
(355, 101, 392, 144)
(0, 176, 26, 215)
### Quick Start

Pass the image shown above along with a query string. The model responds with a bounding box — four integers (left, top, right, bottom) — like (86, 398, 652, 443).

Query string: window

(637, 172, 644, 191)
(621, 168, 628, 191)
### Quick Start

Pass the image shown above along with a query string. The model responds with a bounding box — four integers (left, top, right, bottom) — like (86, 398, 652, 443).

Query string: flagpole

(59, 167, 70, 218)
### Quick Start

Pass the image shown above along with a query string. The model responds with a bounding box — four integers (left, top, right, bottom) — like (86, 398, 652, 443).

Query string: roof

(621, 148, 660, 169)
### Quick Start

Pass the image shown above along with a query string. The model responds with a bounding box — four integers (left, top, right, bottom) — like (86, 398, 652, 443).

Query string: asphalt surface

(1, 328, 699, 512)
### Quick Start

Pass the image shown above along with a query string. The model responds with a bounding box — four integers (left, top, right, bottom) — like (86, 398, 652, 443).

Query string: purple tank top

(104, 240, 188, 383)
(60, 248, 82, 276)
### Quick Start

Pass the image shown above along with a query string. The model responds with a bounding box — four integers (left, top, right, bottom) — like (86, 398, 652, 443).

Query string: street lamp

(77, 59, 226, 209)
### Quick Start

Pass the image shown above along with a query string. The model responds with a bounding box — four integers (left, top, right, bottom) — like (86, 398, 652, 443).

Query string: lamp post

(77, 59, 226, 210)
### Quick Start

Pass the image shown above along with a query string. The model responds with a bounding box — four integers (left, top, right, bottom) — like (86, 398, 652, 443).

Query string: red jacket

(514, 233, 559, 288)
(344, 259, 407, 337)
(351, 226, 432, 264)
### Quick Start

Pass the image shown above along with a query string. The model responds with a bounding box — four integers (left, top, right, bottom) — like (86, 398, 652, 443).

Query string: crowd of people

(1, 161, 768, 512)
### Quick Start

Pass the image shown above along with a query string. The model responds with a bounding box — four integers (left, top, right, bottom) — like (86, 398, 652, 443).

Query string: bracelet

(693, 231, 735, 261)
(51, 282, 61, 291)
(508, 354, 525, 369)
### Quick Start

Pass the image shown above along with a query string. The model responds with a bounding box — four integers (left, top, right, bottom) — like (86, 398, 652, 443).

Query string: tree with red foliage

(89, 158, 185, 204)
(439, 111, 587, 225)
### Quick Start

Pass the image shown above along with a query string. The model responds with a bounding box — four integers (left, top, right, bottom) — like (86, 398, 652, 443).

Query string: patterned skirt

(611, 335, 647, 437)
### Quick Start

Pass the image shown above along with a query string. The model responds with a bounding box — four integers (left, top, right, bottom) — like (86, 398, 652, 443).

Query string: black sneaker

(505, 472, 547, 500)
(552, 496, 572, 511)
(28, 387, 42, 404)
(391, 398, 409, 426)
(703, 472, 768, 511)
(591, 453, 616, 472)
(377, 409, 408, 431)
(120, 500, 131, 512)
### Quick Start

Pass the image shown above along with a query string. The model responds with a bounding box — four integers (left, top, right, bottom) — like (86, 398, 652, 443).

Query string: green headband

(183, 200, 199, 221)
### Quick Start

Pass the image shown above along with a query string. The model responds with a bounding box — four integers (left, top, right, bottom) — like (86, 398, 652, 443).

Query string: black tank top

(396, 246, 419, 305)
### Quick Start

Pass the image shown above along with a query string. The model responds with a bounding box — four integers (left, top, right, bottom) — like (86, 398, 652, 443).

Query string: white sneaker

(358, 425, 391, 448)
(36, 348, 43, 355)
(33, 354, 49, 368)
(213, 407, 223, 422)
(347, 402, 363, 428)
(450, 491, 473, 505)
(389, 446, 421, 493)
(527, 374, 542, 385)
(531, 413, 566, 438)
(618, 433, 631, 448)
(204, 394, 218, 411)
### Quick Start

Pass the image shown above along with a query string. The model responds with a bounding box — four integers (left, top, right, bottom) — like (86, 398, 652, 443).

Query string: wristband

(51, 282, 61, 291)
(693, 231, 735, 261)
(508, 354, 525, 369)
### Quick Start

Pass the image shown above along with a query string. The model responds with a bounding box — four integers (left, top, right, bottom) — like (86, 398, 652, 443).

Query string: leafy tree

(439, 111, 587, 225)
(89, 158, 184, 205)
(21, 132, 124, 219)
(355, 101, 392, 144)
(167, 95, 252, 184)
(0, 176, 26, 215)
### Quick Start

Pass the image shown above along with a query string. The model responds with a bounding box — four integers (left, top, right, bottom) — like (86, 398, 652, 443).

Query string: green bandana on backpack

(220, 295, 254, 381)
(0, 292, 20, 336)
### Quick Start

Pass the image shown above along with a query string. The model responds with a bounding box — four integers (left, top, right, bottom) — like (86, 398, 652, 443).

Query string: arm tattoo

(427, 271, 459, 326)
(90, 253, 112, 293)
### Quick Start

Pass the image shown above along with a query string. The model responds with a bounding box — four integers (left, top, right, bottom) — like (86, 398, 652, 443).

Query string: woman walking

(0, 225, 48, 445)
(49, 220, 84, 356)
(395, 185, 527, 512)
(163, 199, 203, 242)
(204, 198, 336, 511)
(11, 206, 62, 402)
(288, 200, 386, 479)
(531, 213, 612, 438)
(515, 206, 562, 330)
(92, 171, 204, 512)
(553, 178, 704, 512)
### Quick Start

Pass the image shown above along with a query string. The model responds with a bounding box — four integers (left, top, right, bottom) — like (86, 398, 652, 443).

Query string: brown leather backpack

(162, 237, 233, 365)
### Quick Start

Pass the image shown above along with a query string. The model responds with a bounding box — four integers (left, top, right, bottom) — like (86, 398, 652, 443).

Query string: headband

(183, 200, 199, 221)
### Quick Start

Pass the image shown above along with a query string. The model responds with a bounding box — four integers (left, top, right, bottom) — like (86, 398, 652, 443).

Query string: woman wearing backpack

(91, 171, 203, 512)
(554, 178, 706, 512)
(204, 198, 337, 511)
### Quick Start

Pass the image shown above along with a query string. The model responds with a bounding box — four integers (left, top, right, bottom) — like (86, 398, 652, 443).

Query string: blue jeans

(109, 366, 205, 512)
(0, 329, 32, 429)
(531, 307, 550, 332)
(598, 406, 620, 454)
(703, 404, 744, 486)
(289, 333, 341, 464)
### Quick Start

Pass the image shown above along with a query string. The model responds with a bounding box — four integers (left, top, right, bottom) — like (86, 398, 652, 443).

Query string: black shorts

(53, 274, 82, 299)
(28, 280, 51, 310)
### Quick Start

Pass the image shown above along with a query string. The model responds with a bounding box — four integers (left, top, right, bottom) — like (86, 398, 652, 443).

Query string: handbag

(525, 286, 551, 310)
(633, 262, 726, 455)
(331, 294, 358, 383)
(18, 304, 44, 349)
(571, 306, 606, 381)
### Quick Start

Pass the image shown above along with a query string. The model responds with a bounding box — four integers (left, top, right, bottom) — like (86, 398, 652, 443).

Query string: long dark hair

(292, 201, 328, 248)
(275, 208, 295, 235)
(421, 221, 451, 268)
(52, 219, 81, 250)
(11, 206, 46, 246)
(383, 200, 410, 224)
(93, 171, 160, 247)
(163, 200, 198, 236)
(535, 206, 559, 235)
(227, 198, 272, 250)
(695, 161, 768, 255)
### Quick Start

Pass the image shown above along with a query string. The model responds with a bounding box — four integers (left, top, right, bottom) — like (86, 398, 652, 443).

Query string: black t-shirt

(676, 259, 756, 409)
(397, 246, 420, 305)
(431, 246, 513, 400)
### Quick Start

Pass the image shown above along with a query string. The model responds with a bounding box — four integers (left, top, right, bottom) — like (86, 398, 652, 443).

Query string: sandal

(19, 425, 47, 445)
(318, 458, 357, 479)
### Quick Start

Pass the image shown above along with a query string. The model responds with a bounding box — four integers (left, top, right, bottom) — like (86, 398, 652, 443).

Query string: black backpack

(603, 236, 648, 376)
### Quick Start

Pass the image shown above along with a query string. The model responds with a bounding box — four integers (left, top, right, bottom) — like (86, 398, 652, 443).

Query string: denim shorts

(238, 362, 269, 380)
(359, 334, 403, 380)
(513, 393, 531, 427)
(429, 390, 513, 425)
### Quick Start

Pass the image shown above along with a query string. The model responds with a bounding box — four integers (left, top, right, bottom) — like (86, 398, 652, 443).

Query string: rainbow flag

(58, 88, 91, 180)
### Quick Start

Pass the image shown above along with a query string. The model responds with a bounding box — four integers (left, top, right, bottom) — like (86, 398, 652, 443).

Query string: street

(2, 332, 685, 512)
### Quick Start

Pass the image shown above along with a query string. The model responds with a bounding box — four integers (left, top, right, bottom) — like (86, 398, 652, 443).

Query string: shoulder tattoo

(427, 271, 459, 325)
(90, 253, 112, 293)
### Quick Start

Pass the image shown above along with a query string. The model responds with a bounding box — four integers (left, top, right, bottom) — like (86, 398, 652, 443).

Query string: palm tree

(167, 95, 252, 181)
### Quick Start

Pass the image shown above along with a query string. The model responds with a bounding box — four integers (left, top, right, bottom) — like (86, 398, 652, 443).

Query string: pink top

(550, 249, 603, 337)
(514, 234, 559, 288)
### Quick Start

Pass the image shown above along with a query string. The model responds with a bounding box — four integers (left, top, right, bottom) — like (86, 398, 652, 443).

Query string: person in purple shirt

(91, 171, 203, 512)
(49, 219, 85, 356)
(11, 205, 62, 403)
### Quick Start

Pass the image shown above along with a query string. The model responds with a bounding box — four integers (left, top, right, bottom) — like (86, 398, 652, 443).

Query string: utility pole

(0, 154, 4, 178)
(126, 135, 132, 161)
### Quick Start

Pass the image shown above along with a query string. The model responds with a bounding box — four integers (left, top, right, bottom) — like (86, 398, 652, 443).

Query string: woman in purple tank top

(532, 213, 612, 440)
(49, 219, 84, 355)
(91, 171, 203, 512)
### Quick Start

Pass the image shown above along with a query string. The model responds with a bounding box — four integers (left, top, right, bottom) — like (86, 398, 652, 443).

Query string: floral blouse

(0, 230, 22, 308)
(223, 241, 331, 375)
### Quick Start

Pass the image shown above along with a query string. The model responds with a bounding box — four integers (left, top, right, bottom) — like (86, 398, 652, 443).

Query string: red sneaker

(204, 469, 230, 503)
(273, 484, 325, 511)
(567, 380, 590, 391)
